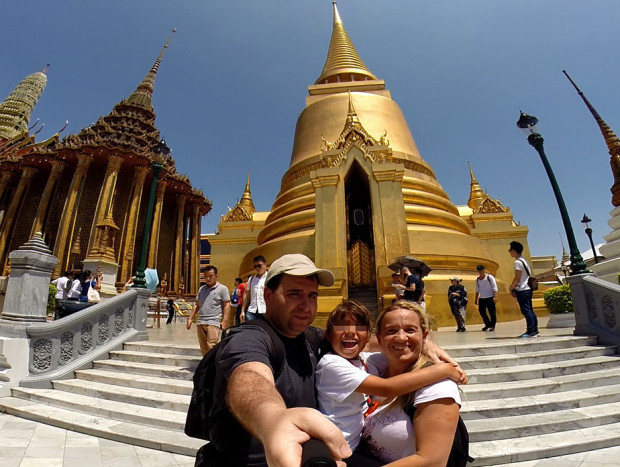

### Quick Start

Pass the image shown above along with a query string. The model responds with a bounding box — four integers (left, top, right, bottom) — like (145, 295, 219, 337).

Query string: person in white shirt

(51, 271, 73, 300)
(474, 265, 498, 331)
(240, 255, 268, 322)
(67, 272, 82, 300)
(509, 241, 539, 338)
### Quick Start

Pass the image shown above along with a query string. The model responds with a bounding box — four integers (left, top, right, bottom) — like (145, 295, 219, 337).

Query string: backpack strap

(518, 258, 531, 276)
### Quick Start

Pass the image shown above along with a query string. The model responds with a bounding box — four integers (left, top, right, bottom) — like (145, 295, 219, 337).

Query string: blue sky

(2, 0, 620, 261)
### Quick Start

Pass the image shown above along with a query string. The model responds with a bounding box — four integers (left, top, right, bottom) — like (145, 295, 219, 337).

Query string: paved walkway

(2, 314, 619, 466)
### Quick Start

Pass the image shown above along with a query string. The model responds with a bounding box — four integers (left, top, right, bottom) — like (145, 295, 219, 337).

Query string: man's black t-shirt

(207, 322, 323, 466)
(404, 274, 424, 302)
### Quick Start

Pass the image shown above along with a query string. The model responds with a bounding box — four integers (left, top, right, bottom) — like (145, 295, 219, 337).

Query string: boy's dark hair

(253, 255, 266, 264)
(234, 277, 242, 284)
(509, 241, 524, 254)
(204, 265, 218, 275)
(63, 271, 72, 277)
(325, 300, 373, 340)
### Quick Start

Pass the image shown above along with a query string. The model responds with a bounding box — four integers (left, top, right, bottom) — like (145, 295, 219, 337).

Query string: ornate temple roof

(221, 172, 256, 222)
(315, 2, 377, 85)
(0, 68, 47, 141)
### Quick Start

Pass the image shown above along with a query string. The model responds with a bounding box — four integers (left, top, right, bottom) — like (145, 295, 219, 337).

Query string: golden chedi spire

(128, 28, 176, 110)
(239, 171, 256, 214)
(0, 66, 48, 141)
(563, 70, 620, 206)
(315, 2, 377, 84)
(467, 162, 486, 210)
(221, 172, 256, 223)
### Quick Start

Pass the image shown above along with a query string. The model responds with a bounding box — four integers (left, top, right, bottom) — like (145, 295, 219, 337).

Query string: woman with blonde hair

(361, 301, 462, 466)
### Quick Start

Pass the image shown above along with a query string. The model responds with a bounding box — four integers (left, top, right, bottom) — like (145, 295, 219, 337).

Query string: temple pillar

(31, 160, 66, 237)
(0, 166, 38, 268)
(311, 169, 345, 273)
(0, 170, 12, 202)
(52, 154, 93, 277)
(86, 155, 123, 257)
(119, 165, 149, 283)
(147, 179, 167, 269)
(172, 194, 186, 292)
(190, 203, 201, 295)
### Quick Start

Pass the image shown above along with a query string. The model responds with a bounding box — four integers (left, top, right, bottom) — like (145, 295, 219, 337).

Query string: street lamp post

(580, 214, 599, 264)
(133, 138, 170, 288)
(516, 111, 588, 275)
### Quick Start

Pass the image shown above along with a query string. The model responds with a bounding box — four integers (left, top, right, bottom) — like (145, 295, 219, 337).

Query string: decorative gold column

(86, 155, 123, 257)
(31, 160, 66, 237)
(172, 194, 186, 292)
(52, 154, 93, 276)
(0, 166, 38, 267)
(147, 179, 167, 268)
(190, 203, 201, 295)
(119, 165, 149, 283)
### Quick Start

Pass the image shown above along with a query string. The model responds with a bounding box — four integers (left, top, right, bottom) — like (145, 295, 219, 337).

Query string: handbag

(87, 285, 101, 303)
(518, 259, 539, 291)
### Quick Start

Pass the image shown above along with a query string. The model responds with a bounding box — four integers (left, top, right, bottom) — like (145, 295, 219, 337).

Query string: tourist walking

(448, 277, 468, 332)
(509, 241, 539, 337)
(475, 264, 498, 331)
(240, 255, 268, 322)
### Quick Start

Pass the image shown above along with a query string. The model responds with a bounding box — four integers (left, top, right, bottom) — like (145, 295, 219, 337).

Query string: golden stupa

(208, 3, 533, 325)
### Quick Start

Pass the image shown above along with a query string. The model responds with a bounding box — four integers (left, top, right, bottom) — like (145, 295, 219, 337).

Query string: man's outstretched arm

(227, 361, 351, 467)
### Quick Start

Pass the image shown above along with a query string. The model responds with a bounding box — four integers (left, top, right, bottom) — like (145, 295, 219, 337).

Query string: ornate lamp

(516, 112, 588, 275)
(134, 138, 170, 288)
(580, 213, 599, 264)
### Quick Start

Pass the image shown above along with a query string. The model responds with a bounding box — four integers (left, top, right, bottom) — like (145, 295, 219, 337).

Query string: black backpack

(184, 319, 322, 441)
(404, 405, 474, 467)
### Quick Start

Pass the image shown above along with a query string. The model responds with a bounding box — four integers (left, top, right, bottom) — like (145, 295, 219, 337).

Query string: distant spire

(0, 69, 48, 140)
(563, 70, 620, 206)
(467, 162, 486, 210)
(315, 2, 377, 84)
(127, 28, 176, 110)
(346, 91, 360, 125)
(239, 171, 255, 214)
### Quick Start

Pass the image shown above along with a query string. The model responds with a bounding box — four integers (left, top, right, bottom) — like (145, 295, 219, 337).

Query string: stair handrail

(21, 288, 151, 388)
(567, 273, 620, 350)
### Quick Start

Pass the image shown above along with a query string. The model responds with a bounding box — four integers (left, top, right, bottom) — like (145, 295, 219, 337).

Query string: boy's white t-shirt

(316, 352, 382, 449)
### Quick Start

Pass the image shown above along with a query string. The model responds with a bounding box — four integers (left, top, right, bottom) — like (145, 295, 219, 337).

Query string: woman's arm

(357, 363, 464, 397)
(384, 399, 459, 467)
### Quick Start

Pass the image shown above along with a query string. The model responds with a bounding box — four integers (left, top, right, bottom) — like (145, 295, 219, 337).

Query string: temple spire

(0, 68, 48, 141)
(467, 162, 486, 210)
(239, 171, 255, 214)
(345, 91, 360, 125)
(315, 2, 377, 85)
(127, 28, 176, 110)
(563, 70, 620, 206)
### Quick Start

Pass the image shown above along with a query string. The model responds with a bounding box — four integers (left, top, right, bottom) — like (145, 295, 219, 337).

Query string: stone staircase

(0, 333, 619, 463)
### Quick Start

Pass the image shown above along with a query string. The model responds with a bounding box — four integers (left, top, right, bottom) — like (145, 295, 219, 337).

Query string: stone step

(51, 379, 190, 412)
(466, 401, 620, 442)
(461, 367, 620, 400)
(469, 420, 620, 465)
(9, 387, 187, 431)
(123, 341, 202, 357)
(0, 396, 202, 456)
(466, 354, 620, 384)
(93, 358, 194, 380)
(109, 350, 201, 368)
(458, 345, 617, 370)
(443, 335, 598, 358)
(461, 384, 620, 420)
(75, 368, 193, 395)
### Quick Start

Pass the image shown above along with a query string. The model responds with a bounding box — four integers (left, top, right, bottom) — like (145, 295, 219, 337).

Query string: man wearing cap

(475, 264, 498, 332)
(448, 277, 468, 332)
(201, 254, 351, 466)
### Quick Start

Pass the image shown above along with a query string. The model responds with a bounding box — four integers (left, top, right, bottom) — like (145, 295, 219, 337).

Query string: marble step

(51, 379, 190, 412)
(457, 344, 617, 370)
(461, 367, 620, 400)
(109, 349, 201, 368)
(0, 396, 202, 456)
(93, 358, 194, 380)
(469, 420, 620, 465)
(443, 335, 598, 358)
(9, 386, 187, 431)
(123, 341, 202, 357)
(75, 368, 193, 395)
(461, 384, 620, 420)
(465, 354, 620, 384)
(466, 401, 620, 442)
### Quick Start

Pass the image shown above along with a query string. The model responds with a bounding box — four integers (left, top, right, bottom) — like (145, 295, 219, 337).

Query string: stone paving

(2, 314, 619, 466)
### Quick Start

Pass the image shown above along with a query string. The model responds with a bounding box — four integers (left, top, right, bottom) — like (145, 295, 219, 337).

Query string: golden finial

(239, 171, 256, 214)
(315, 3, 377, 84)
(70, 227, 83, 255)
(467, 162, 486, 210)
(346, 91, 360, 125)
(563, 70, 620, 206)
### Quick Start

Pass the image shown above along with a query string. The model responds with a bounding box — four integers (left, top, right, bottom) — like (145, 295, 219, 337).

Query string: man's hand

(260, 407, 351, 467)
(239, 310, 245, 323)
(186, 318, 192, 330)
(493, 296, 498, 303)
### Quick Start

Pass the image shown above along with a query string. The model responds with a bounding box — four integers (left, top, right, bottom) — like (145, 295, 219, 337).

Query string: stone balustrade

(568, 273, 620, 349)
(20, 288, 150, 388)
